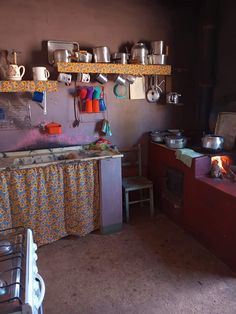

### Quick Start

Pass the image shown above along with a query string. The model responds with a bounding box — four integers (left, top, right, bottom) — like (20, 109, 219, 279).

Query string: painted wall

(210, 0, 236, 131)
(0, 0, 197, 152)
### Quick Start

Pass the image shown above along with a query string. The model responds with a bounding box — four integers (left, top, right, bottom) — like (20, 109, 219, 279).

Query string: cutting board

(129, 76, 146, 100)
(215, 112, 236, 150)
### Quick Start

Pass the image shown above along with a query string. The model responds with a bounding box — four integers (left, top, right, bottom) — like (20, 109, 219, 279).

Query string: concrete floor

(38, 209, 236, 314)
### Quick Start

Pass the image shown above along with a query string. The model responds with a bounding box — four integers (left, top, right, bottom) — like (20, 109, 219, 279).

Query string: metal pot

(75, 51, 92, 63)
(150, 130, 166, 143)
(53, 49, 71, 63)
(131, 42, 148, 64)
(93, 47, 111, 63)
(164, 135, 187, 149)
(201, 134, 224, 151)
(148, 54, 168, 65)
(111, 52, 129, 64)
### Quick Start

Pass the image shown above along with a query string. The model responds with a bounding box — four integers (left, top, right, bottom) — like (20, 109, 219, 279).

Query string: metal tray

(47, 40, 79, 65)
(215, 112, 236, 150)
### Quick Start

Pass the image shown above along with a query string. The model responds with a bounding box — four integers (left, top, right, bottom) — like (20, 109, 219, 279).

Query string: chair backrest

(120, 144, 142, 177)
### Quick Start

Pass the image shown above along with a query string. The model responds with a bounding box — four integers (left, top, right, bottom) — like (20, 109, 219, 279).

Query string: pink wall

(0, 0, 197, 152)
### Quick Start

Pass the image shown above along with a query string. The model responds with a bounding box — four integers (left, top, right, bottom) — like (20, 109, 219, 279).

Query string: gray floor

(38, 208, 236, 314)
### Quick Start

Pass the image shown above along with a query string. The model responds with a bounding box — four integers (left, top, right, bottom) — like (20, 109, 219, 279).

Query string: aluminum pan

(47, 40, 79, 65)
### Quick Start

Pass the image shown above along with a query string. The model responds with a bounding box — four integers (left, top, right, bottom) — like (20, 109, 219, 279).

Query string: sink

(12, 150, 103, 166)
(13, 154, 59, 166)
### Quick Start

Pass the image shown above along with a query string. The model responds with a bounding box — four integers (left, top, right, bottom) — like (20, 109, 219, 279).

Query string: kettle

(166, 92, 181, 104)
(131, 42, 148, 64)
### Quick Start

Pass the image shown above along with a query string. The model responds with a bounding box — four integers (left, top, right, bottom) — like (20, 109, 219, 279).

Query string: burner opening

(210, 155, 236, 181)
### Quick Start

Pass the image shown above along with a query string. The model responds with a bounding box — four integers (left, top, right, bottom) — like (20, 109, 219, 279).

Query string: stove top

(0, 227, 27, 313)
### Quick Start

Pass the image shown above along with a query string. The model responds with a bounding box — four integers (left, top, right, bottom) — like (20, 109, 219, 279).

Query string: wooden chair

(121, 144, 154, 222)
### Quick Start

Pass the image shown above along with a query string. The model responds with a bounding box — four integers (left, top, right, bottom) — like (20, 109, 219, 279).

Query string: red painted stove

(149, 142, 236, 272)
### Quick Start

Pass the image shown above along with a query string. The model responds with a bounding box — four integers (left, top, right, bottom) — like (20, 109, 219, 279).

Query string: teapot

(166, 92, 181, 104)
(6, 50, 25, 81)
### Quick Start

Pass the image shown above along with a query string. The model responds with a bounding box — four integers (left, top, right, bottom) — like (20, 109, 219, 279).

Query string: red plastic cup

(92, 99, 100, 113)
(85, 99, 93, 113)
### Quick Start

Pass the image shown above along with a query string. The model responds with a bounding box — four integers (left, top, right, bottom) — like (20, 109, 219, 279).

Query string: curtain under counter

(0, 160, 100, 246)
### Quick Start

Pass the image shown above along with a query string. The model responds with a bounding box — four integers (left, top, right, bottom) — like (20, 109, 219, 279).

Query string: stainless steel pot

(53, 49, 71, 63)
(201, 134, 224, 150)
(148, 54, 168, 65)
(131, 42, 148, 64)
(93, 47, 111, 63)
(111, 52, 129, 64)
(76, 51, 92, 63)
(164, 135, 187, 149)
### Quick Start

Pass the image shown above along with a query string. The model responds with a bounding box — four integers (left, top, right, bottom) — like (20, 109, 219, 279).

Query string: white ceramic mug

(33, 67, 50, 81)
(77, 73, 90, 83)
(7, 64, 25, 81)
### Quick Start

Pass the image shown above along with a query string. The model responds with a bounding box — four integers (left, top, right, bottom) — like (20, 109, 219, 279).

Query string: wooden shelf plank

(0, 81, 58, 92)
(57, 62, 171, 76)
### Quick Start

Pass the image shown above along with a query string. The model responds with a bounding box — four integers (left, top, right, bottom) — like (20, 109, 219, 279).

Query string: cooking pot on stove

(150, 130, 164, 143)
(164, 135, 187, 149)
(201, 134, 224, 151)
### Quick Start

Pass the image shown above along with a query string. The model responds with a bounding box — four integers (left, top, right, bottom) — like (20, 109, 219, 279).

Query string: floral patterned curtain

(0, 160, 100, 246)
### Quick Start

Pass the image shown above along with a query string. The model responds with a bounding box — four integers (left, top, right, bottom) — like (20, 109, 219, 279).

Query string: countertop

(0, 145, 123, 171)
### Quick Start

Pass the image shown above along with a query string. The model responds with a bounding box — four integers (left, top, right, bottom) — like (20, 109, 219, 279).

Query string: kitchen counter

(0, 145, 123, 170)
(0, 145, 123, 245)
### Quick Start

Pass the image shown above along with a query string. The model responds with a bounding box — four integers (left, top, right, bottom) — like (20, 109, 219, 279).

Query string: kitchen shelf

(0, 81, 58, 92)
(57, 62, 171, 76)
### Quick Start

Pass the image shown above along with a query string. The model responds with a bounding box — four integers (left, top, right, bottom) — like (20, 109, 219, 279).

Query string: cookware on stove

(164, 135, 187, 149)
(201, 134, 224, 151)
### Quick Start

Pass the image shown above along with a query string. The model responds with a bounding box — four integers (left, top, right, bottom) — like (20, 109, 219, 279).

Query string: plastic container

(45, 122, 62, 135)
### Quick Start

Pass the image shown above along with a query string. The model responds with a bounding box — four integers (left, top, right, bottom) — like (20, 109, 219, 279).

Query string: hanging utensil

(73, 89, 80, 127)
(146, 76, 159, 102)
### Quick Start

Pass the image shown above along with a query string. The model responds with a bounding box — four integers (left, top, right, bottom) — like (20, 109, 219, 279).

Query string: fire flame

(211, 156, 231, 174)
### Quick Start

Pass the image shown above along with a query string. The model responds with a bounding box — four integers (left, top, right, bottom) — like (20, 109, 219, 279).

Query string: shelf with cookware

(0, 80, 58, 93)
(57, 62, 171, 76)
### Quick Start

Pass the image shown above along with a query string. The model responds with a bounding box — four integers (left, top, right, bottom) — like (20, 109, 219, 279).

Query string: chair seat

(122, 176, 153, 191)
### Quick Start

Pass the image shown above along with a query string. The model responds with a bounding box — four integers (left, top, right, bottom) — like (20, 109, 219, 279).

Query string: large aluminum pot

(93, 46, 111, 63)
(201, 134, 224, 150)
(131, 42, 148, 64)
(54, 49, 71, 63)
(164, 135, 187, 149)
